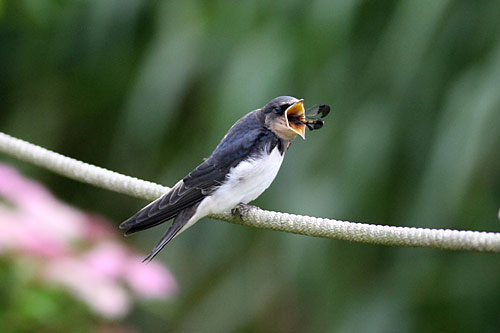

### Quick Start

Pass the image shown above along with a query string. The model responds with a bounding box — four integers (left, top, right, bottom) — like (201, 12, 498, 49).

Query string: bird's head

(261, 96, 306, 141)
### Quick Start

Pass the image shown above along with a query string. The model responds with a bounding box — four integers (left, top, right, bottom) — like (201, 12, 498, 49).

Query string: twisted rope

(1, 131, 500, 253)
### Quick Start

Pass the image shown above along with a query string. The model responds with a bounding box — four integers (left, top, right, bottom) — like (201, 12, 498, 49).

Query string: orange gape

(285, 100, 306, 139)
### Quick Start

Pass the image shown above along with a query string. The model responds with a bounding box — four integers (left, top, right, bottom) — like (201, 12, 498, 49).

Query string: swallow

(120, 96, 325, 261)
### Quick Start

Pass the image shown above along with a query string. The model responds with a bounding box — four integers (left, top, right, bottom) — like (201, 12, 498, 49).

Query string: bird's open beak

(285, 99, 306, 140)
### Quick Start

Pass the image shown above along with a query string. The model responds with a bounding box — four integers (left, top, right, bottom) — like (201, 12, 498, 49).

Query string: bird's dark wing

(119, 160, 227, 235)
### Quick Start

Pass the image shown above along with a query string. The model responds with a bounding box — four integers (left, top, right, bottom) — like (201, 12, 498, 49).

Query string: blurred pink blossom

(125, 257, 178, 299)
(0, 164, 86, 257)
(83, 242, 129, 279)
(0, 163, 177, 319)
(44, 257, 131, 319)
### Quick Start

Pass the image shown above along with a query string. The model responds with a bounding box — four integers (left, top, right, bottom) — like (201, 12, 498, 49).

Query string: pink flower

(84, 214, 115, 240)
(125, 257, 178, 299)
(0, 164, 53, 207)
(0, 163, 178, 319)
(0, 211, 18, 253)
(83, 241, 129, 279)
(0, 164, 86, 256)
(44, 257, 131, 319)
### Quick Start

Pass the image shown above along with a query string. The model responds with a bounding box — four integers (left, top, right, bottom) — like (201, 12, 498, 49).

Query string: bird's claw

(231, 203, 257, 217)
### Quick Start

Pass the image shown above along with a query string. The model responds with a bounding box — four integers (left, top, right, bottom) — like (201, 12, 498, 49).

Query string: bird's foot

(231, 202, 258, 217)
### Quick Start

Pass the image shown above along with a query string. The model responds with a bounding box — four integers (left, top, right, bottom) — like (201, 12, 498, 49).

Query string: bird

(120, 96, 313, 262)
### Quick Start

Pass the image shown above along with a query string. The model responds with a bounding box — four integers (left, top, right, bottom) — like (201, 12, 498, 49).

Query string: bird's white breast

(198, 146, 284, 216)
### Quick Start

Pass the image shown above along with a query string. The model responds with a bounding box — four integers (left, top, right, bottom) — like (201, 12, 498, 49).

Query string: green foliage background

(2, 0, 500, 331)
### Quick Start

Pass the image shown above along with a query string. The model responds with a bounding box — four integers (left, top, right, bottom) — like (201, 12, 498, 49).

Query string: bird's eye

(273, 104, 289, 114)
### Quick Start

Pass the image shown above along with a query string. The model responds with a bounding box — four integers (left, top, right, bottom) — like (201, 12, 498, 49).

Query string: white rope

(0, 132, 167, 201)
(1, 131, 500, 253)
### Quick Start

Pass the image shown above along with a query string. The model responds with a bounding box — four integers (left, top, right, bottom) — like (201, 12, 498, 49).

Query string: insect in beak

(302, 104, 331, 132)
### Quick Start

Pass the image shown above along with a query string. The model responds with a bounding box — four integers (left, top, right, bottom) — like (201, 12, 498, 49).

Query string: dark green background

(2, 0, 500, 331)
